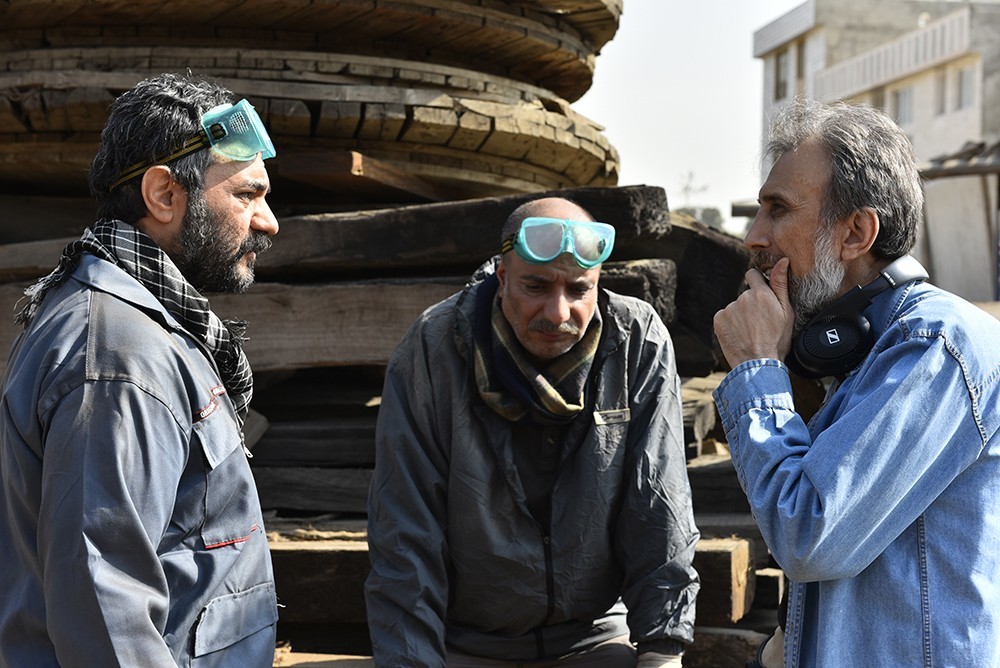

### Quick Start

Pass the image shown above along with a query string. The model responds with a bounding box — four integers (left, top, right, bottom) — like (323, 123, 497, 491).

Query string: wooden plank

(693, 537, 755, 626)
(687, 454, 751, 515)
(268, 539, 370, 624)
(211, 280, 463, 372)
(0, 259, 681, 380)
(251, 417, 376, 468)
(251, 185, 671, 279)
(694, 513, 769, 568)
(274, 651, 373, 667)
(684, 627, 767, 668)
(253, 467, 372, 514)
(278, 150, 460, 202)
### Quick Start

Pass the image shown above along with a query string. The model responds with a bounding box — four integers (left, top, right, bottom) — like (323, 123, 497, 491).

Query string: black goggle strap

(500, 235, 516, 254)
(109, 123, 227, 191)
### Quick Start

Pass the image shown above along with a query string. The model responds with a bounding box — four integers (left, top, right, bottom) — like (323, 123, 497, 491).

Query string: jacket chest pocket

(192, 404, 260, 550)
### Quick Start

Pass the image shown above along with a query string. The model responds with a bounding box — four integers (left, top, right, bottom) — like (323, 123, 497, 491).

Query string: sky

(574, 1, 806, 234)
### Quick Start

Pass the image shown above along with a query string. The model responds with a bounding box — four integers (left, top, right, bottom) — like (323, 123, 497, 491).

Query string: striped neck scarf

(473, 276, 601, 422)
(17, 219, 254, 425)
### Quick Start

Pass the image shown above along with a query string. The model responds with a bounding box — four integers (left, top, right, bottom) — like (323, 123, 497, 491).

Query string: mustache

(238, 231, 272, 257)
(528, 319, 580, 336)
(751, 251, 779, 273)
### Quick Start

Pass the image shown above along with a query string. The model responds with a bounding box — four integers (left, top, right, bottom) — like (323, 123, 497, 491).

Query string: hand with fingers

(714, 257, 796, 369)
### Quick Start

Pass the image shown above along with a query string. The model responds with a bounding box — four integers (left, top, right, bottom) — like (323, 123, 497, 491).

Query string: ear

(140, 165, 186, 227)
(838, 207, 879, 262)
(496, 257, 507, 289)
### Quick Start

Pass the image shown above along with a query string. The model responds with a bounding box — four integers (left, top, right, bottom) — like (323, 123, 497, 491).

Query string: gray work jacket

(0, 254, 277, 667)
(366, 261, 700, 665)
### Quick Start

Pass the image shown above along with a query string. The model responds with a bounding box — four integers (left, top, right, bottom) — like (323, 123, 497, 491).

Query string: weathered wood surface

(2, 0, 620, 102)
(0, 185, 672, 278)
(686, 454, 751, 515)
(274, 651, 372, 668)
(0, 257, 678, 375)
(693, 537, 755, 627)
(254, 467, 372, 515)
(684, 627, 767, 668)
(274, 651, 372, 667)
(257, 184, 674, 279)
(666, 212, 750, 377)
(695, 513, 769, 567)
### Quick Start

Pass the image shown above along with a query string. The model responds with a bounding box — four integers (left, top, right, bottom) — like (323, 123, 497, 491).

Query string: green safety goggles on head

(110, 99, 276, 191)
(501, 217, 616, 268)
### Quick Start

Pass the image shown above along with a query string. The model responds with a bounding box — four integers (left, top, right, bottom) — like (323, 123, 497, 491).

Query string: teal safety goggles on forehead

(110, 99, 276, 190)
(501, 217, 616, 268)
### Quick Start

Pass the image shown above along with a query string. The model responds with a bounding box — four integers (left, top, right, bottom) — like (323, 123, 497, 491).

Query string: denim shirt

(714, 280, 1000, 667)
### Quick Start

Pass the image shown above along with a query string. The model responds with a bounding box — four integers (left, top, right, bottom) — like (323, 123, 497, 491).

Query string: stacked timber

(0, 1, 782, 664)
(0, 0, 623, 243)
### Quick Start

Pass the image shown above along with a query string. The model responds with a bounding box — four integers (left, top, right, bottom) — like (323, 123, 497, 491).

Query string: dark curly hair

(89, 73, 234, 223)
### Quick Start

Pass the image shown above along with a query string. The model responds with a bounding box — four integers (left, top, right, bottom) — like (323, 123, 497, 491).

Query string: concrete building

(753, 0, 1000, 301)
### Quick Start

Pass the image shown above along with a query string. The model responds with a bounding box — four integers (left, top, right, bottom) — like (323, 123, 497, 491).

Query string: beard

(753, 225, 846, 334)
(173, 190, 272, 294)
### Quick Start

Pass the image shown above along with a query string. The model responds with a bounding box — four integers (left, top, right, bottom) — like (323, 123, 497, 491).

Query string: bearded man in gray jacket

(0, 73, 279, 666)
(366, 196, 700, 667)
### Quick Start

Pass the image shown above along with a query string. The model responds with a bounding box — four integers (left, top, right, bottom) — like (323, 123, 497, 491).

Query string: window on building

(957, 66, 975, 110)
(775, 49, 789, 101)
(795, 39, 806, 96)
(892, 87, 913, 125)
(934, 69, 947, 116)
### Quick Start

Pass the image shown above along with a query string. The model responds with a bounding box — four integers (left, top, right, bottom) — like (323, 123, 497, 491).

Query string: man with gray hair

(0, 73, 280, 666)
(367, 196, 700, 666)
(714, 99, 1000, 666)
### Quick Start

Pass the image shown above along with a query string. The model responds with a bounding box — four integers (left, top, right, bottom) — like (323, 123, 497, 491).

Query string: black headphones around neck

(786, 255, 929, 379)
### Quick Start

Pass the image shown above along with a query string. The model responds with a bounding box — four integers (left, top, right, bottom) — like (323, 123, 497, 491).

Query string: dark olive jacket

(365, 260, 699, 665)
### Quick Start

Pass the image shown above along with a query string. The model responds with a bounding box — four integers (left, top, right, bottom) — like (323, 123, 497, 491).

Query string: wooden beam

(693, 537, 755, 626)
(278, 150, 460, 203)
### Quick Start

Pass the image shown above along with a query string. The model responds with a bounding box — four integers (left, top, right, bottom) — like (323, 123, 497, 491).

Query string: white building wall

(924, 176, 997, 301)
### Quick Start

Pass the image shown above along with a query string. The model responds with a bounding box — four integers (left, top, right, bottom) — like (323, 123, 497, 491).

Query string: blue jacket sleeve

(714, 336, 984, 582)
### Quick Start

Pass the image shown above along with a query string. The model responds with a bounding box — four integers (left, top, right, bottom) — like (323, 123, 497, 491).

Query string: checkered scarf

(16, 219, 254, 425)
(472, 276, 601, 422)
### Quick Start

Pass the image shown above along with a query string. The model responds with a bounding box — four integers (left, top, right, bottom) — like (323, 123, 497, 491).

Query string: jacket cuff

(713, 359, 794, 433)
(637, 638, 686, 656)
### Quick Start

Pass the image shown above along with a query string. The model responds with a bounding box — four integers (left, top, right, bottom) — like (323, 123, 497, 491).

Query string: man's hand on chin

(714, 257, 796, 369)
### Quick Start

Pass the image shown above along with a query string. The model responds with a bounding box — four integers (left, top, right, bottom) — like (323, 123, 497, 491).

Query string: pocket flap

(194, 582, 278, 657)
(193, 406, 241, 470)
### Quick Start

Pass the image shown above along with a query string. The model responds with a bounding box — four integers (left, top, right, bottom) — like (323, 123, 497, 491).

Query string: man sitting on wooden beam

(366, 196, 700, 667)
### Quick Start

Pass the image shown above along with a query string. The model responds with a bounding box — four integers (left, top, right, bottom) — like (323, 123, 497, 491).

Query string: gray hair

(766, 99, 922, 259)
(89, 73, 235, 223)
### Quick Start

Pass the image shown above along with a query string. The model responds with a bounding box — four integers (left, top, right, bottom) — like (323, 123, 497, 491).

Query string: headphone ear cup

(792, 312, 873, 378)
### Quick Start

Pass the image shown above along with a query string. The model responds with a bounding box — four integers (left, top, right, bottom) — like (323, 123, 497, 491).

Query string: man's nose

(253, 198, 279, 237)
(743, 214, 768, 250)
(544, 291, 572, 323)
